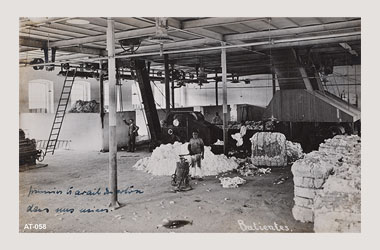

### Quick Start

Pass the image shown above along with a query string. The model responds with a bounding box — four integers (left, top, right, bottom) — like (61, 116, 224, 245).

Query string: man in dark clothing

(123, 118, 139, 152)
(212, 112, 223, 124)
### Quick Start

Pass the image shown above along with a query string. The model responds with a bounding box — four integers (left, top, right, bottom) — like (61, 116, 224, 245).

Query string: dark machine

(171, 155, 192, 192)
(19, 129, 44, 166)
(161, 111, 223, 146)
(263, 89, 361, 152)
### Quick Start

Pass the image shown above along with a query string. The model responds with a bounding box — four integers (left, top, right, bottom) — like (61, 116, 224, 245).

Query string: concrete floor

(19, 148, 314, 233)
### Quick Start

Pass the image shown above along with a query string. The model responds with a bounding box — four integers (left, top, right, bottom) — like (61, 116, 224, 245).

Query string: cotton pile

(69, 100, 99, 113)
(219, 177, 246, 188)
(133, 142, 239, 176)
(231, 133, 243, 146)
(291, 135, 361, 232)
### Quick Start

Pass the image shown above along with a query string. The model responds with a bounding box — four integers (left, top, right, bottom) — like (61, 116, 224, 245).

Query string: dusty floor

(19, 148, 314, 233)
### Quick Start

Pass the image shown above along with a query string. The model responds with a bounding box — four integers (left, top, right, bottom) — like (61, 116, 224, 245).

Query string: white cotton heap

(213, 139, 224, 145)
(219, 177, 246, 188)
(285, 140, 304, 164)
(231, 133, 243, 146)
(291, 135, 361, 232)
(133, 142, 239, 176)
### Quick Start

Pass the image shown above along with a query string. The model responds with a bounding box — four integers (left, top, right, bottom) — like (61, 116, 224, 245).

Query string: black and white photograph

(4, 0, 379, 248)
(17, 15, 362, 233)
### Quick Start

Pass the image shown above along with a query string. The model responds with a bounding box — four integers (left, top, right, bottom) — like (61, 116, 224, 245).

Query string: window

(28, 79, 54, 113)
(70, 81, 91, 107)
(103, 81, 126, 112)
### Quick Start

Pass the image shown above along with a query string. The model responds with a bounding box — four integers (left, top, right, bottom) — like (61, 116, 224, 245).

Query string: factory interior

(17, 15, 363, 234)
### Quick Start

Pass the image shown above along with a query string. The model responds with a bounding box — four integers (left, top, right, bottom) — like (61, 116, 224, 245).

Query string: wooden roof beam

(20, 36, 107, 56)
(182, 17, 265, 29)
(225, 19, 361, 42)
(49, 26, 157, 47)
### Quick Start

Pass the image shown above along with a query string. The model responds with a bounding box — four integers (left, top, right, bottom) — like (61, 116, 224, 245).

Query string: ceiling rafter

(19, 36, 107, 56)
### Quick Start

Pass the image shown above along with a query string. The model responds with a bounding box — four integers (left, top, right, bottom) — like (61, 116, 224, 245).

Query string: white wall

(19, 113, 103, 151)
(19, 67, 133, 113)
(325, 65, 361, 109)
(151, 74, 276, 109)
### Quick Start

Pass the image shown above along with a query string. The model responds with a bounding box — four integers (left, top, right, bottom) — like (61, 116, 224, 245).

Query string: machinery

(19, 129, 44, 166)
(263, 89, 361, 152)
(171, 155, 192, 192)
(161, 111, 223, 146)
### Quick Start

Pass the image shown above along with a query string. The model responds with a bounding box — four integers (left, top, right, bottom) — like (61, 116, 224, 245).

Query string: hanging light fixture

(66, 18, 90, 25)
(28, 17, 49, 23)
(148, 17, 174, 43)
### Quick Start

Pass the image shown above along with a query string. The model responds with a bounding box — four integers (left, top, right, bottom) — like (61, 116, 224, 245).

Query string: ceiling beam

(253, 35, 360, 51)
(185, 27, 224, 40)
(182, 17, 265, 29)
(224, 19, 361, 42)
(136, 17, 224, 42)
(19, 36, 107, 56)
(49, 27, 157, 47)
(47, 22, 103, 36)
(81, 17, 138, 31)
(135, 38, 216, 53)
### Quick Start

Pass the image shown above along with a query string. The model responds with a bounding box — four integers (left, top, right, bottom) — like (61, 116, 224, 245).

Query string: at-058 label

(23, 224, 46, 230)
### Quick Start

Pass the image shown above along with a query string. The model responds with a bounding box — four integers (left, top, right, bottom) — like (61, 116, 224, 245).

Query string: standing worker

(123, 118, 139, 152)
(187, 130, 205, 181)
(212, 112, 223, 125)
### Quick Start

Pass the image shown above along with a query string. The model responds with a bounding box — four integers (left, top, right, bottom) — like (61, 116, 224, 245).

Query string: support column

(99, 60, 105, 128)
(272, 72, 276, 97)
(164, 54, 170, 112)
(171, 63, 175, 109)
(221, 43, 228, 155)
(215, 72, 219, 107)
(107, 18, 120, 208)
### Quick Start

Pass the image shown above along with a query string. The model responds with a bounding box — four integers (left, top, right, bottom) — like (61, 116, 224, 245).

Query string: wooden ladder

(44, 69, 77, 156)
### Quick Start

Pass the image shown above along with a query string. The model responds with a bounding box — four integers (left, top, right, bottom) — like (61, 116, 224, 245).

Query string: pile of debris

(133, 142, 239, 176)
(291, 135, 361, 232)
(227, 121, 264, 130)
(286, 140, 304, 164)
(219, 177, 246, 188)
(235, 158, 271, 177)
(69, 100, 100, 113)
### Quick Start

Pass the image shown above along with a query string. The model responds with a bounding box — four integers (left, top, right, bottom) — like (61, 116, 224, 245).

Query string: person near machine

(123, 118, 139, 152)
(212, 112, 223, 125)
(187, 130, 205, 181)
